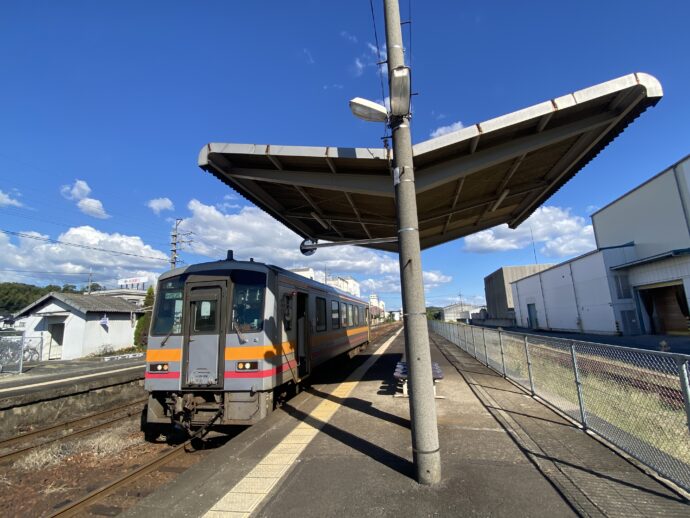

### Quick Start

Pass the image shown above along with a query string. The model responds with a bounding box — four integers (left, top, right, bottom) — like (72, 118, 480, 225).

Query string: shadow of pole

(281, 402, 415, 479)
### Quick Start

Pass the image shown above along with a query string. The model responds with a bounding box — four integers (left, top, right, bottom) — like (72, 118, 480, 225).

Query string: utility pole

(170, 219, 193, 270)
(384, 0, 441, 485)
(87, 268, 93, 294)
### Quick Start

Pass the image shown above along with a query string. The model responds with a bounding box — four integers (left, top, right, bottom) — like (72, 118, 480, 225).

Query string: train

(142, 251, 370, 439)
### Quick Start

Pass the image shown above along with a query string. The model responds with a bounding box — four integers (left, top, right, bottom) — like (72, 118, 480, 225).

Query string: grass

(13, 423, 141, 471)
(439, 323, 690, 486)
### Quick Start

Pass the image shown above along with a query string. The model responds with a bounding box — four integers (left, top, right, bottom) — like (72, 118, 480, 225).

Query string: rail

(428, 320, 690, 494)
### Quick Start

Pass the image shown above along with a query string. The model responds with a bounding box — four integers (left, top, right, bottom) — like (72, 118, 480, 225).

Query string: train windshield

(231, 271, 266, 333)
(152, 277, 185, 335)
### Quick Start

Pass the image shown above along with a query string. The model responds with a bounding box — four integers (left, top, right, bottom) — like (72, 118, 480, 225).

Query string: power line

(0, 229, 168, 262)
(368, 0, 388, 110)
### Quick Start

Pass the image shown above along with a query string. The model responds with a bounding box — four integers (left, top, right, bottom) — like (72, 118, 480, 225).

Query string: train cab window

(331, 301, 340, 329)
(315, 297, 327, 332)
(231, 271, 266, 333)
(347, 304, 354, 327)
(152, 277, 184, 335)
(341, 303, 348, 328)
(192, 299, 217, 333)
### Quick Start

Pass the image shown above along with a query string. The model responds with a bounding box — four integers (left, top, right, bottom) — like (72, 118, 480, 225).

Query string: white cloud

(0, 226, 167, 287)
(77, 198, 110, 219)
(586, 204, 600, 214)
(303, 48, 315, 64)
(430, 121, 465, 138)
(354, 57, 365, 77)
(340, 30, 358, 43)
(423, 270, 453, 288)
(463, 206, 595, 258)
(0, 189, 22, 207)
(177, 200, 452, 304)
(60, 179, 110, 219)
(322, 84, 344, 90)
(60, 179, 91, 200)
(147, 197, 175, 215)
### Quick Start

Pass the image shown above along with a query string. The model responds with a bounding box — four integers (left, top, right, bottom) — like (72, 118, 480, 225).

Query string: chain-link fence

(429, 320, 690, 494)
(0, 332, 43, 374)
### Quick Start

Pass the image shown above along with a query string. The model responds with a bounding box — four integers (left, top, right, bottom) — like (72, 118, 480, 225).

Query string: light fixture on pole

(389, 66, 411, 116)
(349, 97, 388, 123)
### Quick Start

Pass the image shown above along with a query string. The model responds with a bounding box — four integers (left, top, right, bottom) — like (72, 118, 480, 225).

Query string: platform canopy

(198, 73, 662, 253)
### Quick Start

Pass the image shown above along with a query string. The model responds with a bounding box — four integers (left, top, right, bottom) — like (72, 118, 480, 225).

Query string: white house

(512, 155, 690, 336)
(14, 292, 144, 360)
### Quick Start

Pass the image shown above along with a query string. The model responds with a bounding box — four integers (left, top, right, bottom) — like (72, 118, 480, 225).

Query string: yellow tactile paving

(203, 327, 402, 518)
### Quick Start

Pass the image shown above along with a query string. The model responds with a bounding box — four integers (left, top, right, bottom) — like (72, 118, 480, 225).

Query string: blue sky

(1, 1, 689, 310)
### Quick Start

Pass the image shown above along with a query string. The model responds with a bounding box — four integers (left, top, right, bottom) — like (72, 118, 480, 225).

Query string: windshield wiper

(232, 320, 246, 344)
(160, 328, 174, 347)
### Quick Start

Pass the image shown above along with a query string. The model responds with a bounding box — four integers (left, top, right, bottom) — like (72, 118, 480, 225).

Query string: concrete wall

(82, 313, 136, 356)
(593, 158, 690, 259)
(512, 251, 619, 334)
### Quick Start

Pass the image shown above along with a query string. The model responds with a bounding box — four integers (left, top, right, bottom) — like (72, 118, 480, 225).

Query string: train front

(143, 261, 277, 436)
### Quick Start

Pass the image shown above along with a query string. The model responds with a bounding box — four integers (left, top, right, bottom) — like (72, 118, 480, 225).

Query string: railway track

(48, 438, 191, 518)
(45, 326, 403, 516)
(0, 398, 147, 464)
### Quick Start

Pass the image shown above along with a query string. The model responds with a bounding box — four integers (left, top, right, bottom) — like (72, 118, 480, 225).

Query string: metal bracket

(300, 237, 398, 255)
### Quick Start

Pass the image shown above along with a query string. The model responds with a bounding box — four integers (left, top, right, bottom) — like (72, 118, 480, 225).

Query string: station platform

(0, 355, 144, 403)
(127, 330, 689, 517)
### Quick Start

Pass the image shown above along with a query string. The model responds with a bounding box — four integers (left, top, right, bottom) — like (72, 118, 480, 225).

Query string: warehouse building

(512, 155, 690, 335)
(484, 265, 554, 320)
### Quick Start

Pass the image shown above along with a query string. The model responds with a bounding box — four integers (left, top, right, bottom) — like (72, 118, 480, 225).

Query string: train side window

(331, 300, 340, 329)
(354, 306, 359, 327)
(347, 304, 354, 327)
(315, 297, 327, 332)
(341, 303, 348, 328)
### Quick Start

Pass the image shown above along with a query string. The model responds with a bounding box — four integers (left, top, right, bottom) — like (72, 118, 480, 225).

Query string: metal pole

(524, 335, 535, 395)
(678, 359, 690, 434)
(499, 331, 506, 377)
(482, 327, 488, 365)
(570, 341, 587, 429)
(383, 0, 441, 485)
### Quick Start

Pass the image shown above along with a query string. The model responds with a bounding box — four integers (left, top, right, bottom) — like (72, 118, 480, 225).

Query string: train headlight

(236, 361, 258, 371)
(149, 363, 169, 372)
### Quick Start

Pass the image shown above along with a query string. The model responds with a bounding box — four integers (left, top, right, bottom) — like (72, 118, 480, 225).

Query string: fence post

(471, 326, 477, 358)
(570, 341, 587, 429)
(678, 359, 690, 434)
(482, 327, 488, 365)
(524, 335, 535, 395)
(498, 331, 506, 377)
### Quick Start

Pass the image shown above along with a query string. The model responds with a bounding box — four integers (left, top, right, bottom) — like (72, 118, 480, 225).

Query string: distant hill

(0, 282, 79, 314)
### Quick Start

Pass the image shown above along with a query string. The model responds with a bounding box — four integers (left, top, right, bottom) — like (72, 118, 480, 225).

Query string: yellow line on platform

(203, 327, 403, 518)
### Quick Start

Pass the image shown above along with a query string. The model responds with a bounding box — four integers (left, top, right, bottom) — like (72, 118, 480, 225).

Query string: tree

(61, 283, 77, 293)
(134, 286, 155, 347)
(84, 282, 103, 292)
(426, 307, 443, 320)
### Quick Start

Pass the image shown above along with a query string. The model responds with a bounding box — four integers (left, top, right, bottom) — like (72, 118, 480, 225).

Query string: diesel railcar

(143, 252, 369, 437)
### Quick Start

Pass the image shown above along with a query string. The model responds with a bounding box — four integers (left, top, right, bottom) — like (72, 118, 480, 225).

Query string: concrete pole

(383, 0, 441, 485)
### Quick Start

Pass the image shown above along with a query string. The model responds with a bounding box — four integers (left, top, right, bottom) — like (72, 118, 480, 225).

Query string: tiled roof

(14, 292, 144, 318)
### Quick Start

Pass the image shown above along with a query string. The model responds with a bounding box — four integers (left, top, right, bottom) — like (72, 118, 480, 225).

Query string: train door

(296, 292, 310, 378)
(182, 281, 227, 388)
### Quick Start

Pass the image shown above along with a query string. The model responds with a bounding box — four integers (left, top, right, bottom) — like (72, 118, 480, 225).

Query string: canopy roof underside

(198, 73, 662, 253)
